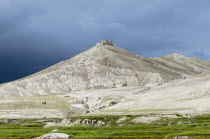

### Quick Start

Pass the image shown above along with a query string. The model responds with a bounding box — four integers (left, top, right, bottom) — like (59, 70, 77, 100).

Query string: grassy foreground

(0, 115, 210, 138)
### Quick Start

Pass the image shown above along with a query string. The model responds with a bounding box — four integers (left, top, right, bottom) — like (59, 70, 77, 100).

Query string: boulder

(37, 133, 71, 139)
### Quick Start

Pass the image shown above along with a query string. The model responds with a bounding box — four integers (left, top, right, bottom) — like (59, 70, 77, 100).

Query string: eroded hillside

(1, 41, 210, 118)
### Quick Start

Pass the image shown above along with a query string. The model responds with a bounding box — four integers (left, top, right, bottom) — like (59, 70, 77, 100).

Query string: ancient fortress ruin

(96, 40, 114, 46)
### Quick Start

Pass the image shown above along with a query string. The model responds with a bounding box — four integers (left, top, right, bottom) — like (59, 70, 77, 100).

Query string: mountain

(1, 41, 210, 118)
(1, 41, 210, 97)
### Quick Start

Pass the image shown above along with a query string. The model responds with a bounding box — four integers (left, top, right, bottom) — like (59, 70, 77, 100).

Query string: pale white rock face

(1, 44, 210, 97)
(149, 53, 210, 75)
(1, 42, 210, 118)
(0, 45, 184, 97)
(90, 71, 210, 116)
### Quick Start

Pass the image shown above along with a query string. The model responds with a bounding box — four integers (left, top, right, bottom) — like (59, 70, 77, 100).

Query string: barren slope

(1, 43, 210, 118)
(90, 71, 210, 116)
(0, 44, 200, 97)
(149, 54, 210, 75)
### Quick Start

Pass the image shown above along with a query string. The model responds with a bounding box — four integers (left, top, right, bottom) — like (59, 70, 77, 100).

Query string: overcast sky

(1, 0, 210, 83)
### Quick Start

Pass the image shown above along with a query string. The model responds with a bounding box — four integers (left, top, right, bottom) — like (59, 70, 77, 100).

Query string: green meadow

(0, 115, 210, 138)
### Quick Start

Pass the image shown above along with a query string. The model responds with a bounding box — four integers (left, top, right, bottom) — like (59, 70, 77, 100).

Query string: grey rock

(37, 133, 70, 139)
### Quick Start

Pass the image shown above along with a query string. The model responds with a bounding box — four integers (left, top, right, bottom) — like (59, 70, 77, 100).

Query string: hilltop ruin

(96, 40, 114, 46)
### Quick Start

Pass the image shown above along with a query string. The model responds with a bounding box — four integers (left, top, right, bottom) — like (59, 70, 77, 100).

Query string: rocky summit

(1, 41, 210, 118)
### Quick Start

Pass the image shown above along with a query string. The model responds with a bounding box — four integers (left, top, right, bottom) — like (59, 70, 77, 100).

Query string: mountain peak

(96, 40, 115, 46)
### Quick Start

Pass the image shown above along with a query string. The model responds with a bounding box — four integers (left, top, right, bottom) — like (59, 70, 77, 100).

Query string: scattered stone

(42, 102, 46, 105)
(173, 136, 194, 139)
(0, 119, 20, 124)
(146, 87, 151, 90)
(37, 133, 71, 139)
(132, 116, 162, 124)
(35, 119, 59, 123)
(116, 117, 128, 123)
(109, 101, 117, 106)
(52, 129, 58, 132)
(73, 119, 105, 126)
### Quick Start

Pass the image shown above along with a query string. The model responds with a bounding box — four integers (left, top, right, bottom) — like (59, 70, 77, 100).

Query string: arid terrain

(1, 41, 210, 119)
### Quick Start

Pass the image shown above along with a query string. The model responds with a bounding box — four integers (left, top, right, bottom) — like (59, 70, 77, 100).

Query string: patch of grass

(0, 96, 72, 110)
(1, 115, 210, 138)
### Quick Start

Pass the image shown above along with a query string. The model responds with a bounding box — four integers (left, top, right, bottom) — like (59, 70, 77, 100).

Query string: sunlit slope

(149, 53, 210, 75)
(1, 45, 205, 96)
(95, 71, 210, 115)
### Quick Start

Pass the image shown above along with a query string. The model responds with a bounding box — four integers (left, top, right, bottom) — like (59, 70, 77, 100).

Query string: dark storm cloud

(1, 0, 210, 83)
(0, 29, 81, 83)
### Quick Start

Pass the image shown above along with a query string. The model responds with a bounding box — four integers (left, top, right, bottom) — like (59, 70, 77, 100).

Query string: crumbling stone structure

(96, 40, 114, 46)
